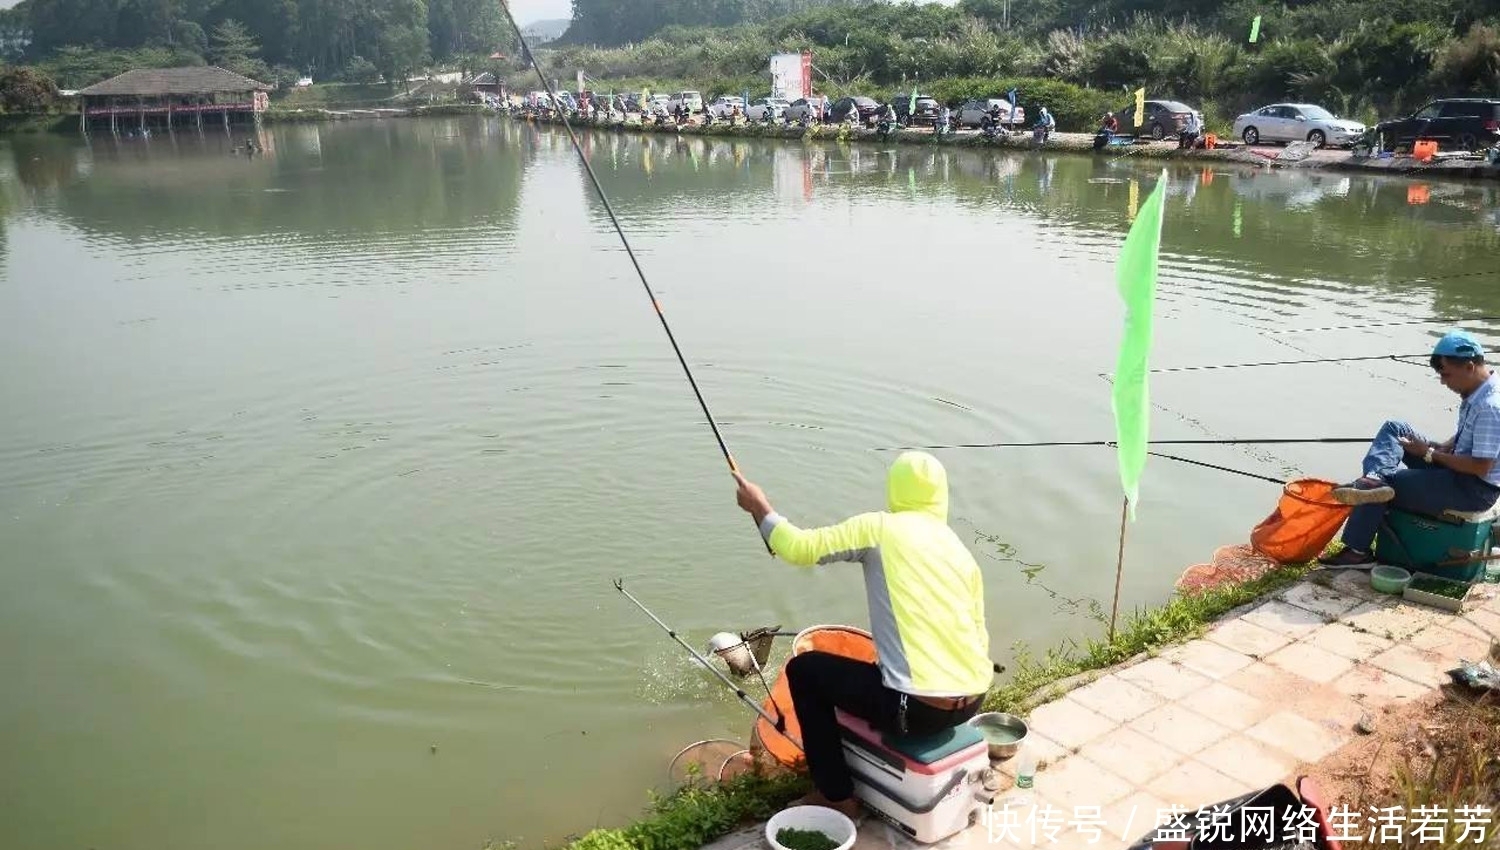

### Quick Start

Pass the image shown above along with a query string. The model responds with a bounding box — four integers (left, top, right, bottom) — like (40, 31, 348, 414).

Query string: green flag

(1249, 15, 1262, 43)
(909, 87, 918, 116)
(1112, 171, 1168, 520)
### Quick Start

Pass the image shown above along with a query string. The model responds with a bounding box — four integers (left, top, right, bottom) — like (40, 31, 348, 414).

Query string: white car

(1233, 103, 1366, 148)
(668, 90, 704, 114)
(707, 96, 745, 119)
(745, 97, 789, 121)
(957, 98, 1026, 128)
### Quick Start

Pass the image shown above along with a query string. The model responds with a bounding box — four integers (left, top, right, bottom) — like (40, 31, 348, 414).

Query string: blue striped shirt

(1455, 374, 1500, 487)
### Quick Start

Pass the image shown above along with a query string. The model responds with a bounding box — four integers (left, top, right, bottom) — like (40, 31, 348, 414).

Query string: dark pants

(785, 651, 981, 802)
(1341, 420, 1500, 551)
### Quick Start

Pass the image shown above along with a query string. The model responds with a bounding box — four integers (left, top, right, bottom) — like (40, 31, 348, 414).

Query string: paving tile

(1442, 613, 1499, 644)
(1246, 711, 1350, 763)
(1303, 622, 1396, 661)
(1100, 792, 1174, 847)
(1341, 600, 1437, 640)
(1177, 682, 1273, 731)
(1470, 608, 1500, 639)
(1131, 703, 1231, 756)
(1279, 581, 1365, 618)
(1263, 641, 1356, 684)
(1068, 674, 1164, 723)
(1408, 624, 1492, 662)
(1205, 618, 1293, 658)
(1324, 568, 1388, 603)
(1072, 725, 1183, 785)
(1150, 759, 1256, 810)
(1221, 662, 1363, 732)
(1163, 640, 1257, 680)
(1242, 600, 1329, 639)
(1332, 663, 1430, 707)
(1034, 752, 1135, 810)
(1196, 734, 1297, 788)
(1368, 643, 1448, 688)
(1025, 699, 1118, 752)
(1116, 657, 1213, 701)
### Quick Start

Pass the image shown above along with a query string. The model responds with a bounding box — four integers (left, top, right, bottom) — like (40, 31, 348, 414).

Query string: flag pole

(1109, 497, 1129, 641)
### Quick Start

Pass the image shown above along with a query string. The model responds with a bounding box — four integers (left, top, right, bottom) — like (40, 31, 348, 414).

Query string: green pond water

(2, 116, 1499, 850)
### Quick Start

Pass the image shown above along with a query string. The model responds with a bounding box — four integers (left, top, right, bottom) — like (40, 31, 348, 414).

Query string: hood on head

(886, 451, 949, 520)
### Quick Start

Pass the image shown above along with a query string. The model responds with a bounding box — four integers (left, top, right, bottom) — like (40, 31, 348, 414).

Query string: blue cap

(1433, 330, 1485, 359)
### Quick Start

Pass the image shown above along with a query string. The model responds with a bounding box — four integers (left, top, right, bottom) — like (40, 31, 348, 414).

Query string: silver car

(1233, 103, 1366, 148)
(745, 97, 788, 121)
(956, 98, 1026, 128)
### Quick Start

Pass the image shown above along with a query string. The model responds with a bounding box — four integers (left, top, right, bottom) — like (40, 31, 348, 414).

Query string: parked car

(891, 94, 941, 126)
(746, 97, 789, 121)
(956, 98, 1026, 128)
(1233, 103, 1365, 148)
(1114, 99, 1198, 140)
(1374, 98, 1500, 152)
(668, 90, 704, 114)
(829, 96, 882, 124)
(783, 97, 826, 123)
(707, 96, 745, 119)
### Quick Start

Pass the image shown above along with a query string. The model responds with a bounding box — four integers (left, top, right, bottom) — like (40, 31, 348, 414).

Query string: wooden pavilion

(78, 66, 272, 134)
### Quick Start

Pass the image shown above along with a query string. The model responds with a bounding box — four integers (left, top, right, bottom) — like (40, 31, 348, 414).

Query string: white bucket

(765, 806, 857, 850)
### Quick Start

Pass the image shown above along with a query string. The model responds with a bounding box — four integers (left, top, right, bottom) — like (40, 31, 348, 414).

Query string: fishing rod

(1122, 353, 1430, 375)
(1145, 450, 1286, 485)
(875, 437, 1369, 451)
(614, 578, 801, 750)
(497, 2, 772, 554)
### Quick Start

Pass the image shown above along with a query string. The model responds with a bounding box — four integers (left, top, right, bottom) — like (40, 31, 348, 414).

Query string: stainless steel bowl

(967, 712, 1029, 760)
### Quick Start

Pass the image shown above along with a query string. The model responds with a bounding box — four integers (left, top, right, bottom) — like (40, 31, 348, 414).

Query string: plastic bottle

(1014, 743, 1037, 790)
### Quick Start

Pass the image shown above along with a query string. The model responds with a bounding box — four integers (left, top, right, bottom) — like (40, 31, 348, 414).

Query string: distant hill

(521, 19, 570, 44)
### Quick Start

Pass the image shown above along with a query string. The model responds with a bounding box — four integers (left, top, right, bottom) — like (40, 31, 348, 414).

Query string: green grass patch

(562, 770, 807, 850)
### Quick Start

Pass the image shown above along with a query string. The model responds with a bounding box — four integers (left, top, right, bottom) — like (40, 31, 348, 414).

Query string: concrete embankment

(518, 112, 1500, 183)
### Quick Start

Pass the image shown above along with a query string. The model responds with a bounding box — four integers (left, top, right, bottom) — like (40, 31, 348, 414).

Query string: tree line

(0, 0, 515, 92)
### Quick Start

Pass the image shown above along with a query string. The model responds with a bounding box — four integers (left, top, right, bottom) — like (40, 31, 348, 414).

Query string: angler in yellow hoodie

(732, 451, 991, 817)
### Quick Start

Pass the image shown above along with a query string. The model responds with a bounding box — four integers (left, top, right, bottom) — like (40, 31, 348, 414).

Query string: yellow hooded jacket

(758, 452, 991, 697)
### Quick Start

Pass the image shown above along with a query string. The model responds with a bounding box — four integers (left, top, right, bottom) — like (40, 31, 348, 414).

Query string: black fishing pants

(784, 650, 981, 802)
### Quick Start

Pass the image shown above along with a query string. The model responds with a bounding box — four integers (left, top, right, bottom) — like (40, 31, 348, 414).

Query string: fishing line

(1267, 308, 1500, 335)
(874, 437, 1369, 451)
(1121, 353, 1430, 375)
(497, 2, 771, 554)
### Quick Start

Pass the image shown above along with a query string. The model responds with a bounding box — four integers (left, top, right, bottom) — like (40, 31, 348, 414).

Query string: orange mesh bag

(1250, 478, 1351, 564)
(750, 625, 877, 770)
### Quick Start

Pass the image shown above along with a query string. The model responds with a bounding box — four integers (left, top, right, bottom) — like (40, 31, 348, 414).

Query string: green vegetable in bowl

(1408, 576, 1470, 599)
(776, 827, 841, 850)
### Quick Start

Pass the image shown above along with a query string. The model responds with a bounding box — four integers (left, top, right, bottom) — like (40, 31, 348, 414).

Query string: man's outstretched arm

(732, 472, 880, 566)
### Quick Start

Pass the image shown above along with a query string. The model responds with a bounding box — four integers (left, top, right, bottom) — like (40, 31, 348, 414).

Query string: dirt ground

(1299, 677, 1500, 840)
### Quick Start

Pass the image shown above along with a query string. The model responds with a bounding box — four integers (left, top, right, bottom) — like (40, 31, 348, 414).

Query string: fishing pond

(1, 116, 1497, 850)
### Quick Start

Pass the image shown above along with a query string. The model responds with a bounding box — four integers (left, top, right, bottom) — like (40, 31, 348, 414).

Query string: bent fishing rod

(1120, 353, 1430, 375)
(614, 578, 802, 750)
(497, 1, 770, 554)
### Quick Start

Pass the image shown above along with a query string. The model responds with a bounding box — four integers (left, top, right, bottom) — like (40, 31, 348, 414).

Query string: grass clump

(566, 770, 807, 850)
(1368, 695, 1500, 848)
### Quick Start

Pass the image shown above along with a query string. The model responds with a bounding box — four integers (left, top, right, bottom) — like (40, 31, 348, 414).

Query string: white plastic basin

(764, 806, 857, 850)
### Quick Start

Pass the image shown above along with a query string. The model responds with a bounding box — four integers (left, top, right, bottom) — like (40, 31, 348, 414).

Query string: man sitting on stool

(732, 452, 991, 819)
(1320, 330, 1500, 567)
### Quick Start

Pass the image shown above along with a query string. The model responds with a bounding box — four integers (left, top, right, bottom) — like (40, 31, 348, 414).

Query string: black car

(1375, 98, 1500, 152)
(829, 96, 882, 124)
(891, 94, 941, 127)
